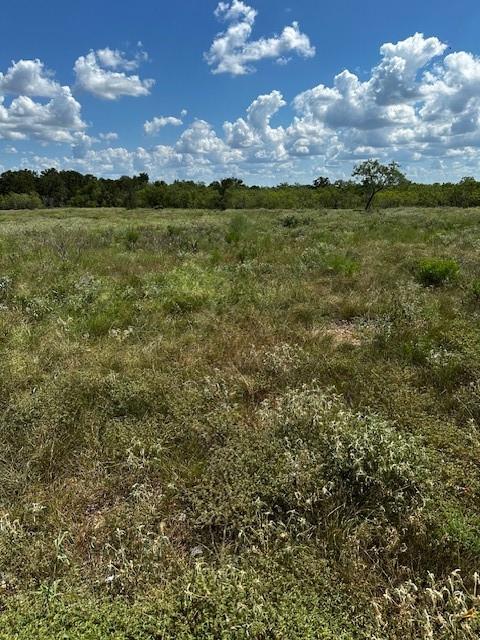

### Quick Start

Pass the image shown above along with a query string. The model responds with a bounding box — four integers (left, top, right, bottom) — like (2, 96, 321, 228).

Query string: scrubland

(0, 207, 479, 638)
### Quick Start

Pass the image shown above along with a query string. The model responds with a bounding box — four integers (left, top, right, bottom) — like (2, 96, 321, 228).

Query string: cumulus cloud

(176, 119, 242, 164)
(144, 115, 184, 135)
(0, 58, 87, 144)
(95, 47, 148, 71)
(0, 59, 61, 97)
(8, 33, 480, 184)
(74, 48, 154, 99)
(289, 32, 480, 163)
(99, 131, 119, 142)
(224, 90, 287, 160)
(0, 84, 86, 143)
(205, 0, 315, 75)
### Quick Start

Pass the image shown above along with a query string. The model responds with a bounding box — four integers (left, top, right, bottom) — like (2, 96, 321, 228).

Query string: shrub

(159, 264, 227, 314)
(264, 387, 429, 521)
(416, 258, 460, 287)
(225, 213, 249, 245)
(124, 227, 140, 249)
(470, 278, 480, 302)
(0, 556, 362, 639)
(0, 192, 42, 210)
(325, 253, 359, 276)
(281, 214, 301, 228)
(186, 387, 429, 545)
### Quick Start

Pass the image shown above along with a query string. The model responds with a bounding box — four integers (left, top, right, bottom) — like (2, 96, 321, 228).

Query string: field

(0, 206, 480, 638)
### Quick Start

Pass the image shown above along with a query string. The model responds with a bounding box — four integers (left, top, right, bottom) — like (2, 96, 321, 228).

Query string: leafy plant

(416, 258, 460, 286)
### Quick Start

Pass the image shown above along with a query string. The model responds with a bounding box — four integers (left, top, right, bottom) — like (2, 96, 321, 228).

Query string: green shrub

(225, 213, 249, 245)
(416, 258, 460, 286)
(0, 556, 362, 639)
(158, 264, 228, 314)
(0, 192, 43, 210)
(281, 214, 301, 228)
(325, 253, 359, 276)
(124, 226, 140, 249)
(470, 278, 480, 301)
(186, 388, 429, 544)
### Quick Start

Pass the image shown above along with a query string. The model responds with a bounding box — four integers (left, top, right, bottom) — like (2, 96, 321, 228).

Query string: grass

(0, 206, 480, 638)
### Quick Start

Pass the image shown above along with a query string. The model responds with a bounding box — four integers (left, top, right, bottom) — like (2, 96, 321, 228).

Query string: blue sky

(1, 0, 480, 184)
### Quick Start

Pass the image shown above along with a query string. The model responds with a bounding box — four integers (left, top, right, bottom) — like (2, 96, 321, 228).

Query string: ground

(0, 207, 479, 639)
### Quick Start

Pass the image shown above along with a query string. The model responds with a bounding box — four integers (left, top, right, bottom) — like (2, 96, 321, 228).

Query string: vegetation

(352, 159, 408, 210)
(0, 205, 480, 638)
(4, 165, 480, 210)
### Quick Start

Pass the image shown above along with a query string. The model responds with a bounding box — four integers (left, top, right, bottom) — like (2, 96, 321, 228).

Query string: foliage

(0, 206, 479, 636)
(352, 159, 408, 210)
(416, 258, 460, 287)
(2, 165, 480, 210)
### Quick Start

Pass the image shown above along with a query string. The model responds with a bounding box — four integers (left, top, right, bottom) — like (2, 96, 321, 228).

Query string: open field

(0, 207, 480, 638)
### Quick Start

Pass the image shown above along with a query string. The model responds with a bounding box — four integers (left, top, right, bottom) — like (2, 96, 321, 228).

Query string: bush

(186, 387, 429, 544)
(0, 192, 43, 210)
(416, 258, 460, 287)
(470, 278, 480, 302)
(281, 214, 302, 228)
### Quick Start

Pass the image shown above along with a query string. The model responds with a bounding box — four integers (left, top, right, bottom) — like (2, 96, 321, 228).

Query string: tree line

(2, 163, 480, 210)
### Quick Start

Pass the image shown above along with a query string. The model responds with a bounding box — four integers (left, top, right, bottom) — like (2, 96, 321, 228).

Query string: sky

(1, 0, 480, 184)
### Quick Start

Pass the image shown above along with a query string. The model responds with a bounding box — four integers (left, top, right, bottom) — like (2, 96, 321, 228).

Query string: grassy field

(0, 206, 480, 638)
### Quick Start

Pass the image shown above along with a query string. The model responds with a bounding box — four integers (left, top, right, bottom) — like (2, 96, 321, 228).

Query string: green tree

(352, 159, 407, 210)
(313, 176, 331, 188)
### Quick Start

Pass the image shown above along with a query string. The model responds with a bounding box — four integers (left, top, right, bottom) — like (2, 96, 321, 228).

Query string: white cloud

(8, 33, 480, 185)
(0, 59, 61, 97)
(144, 115, 184, 135)
(176, 119, 242, 164)
(0, 57, 87, 143)
(224, 90, 287, 160)
(99, 132, 119, 142)
(71, 132, 96, 159)
(95, 47, 148, 71)
(74, 49, 154, 99)
(0, 86, 86, 143)
(205, 0, 315, 75)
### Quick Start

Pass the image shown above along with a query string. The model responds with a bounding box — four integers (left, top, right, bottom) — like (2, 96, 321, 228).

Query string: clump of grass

(123, 226, 140, 250)
(470, 278, 480, 302)
(0, 275, 12, 301)
(375, 571, 480, 639)
(160, 263, 227, 313)
(416, 258, 460, 287)
(185, 387, 429, 550)
(280, 214, 303, 228)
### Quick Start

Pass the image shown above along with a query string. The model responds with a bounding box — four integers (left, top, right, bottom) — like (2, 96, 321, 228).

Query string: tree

(210, 177, 245, 209)
(313, 176, 331, 188)
(352, 159, 407, 210)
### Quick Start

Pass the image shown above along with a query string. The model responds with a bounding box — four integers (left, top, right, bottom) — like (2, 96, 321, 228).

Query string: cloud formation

(74, 48, 154, 99)
(0, 59, 86, 143)
(0, 59, 62, 97)
(6, 33, 480, 184)
(205, 0, 315, 75)
(144, 115, 184, 135)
